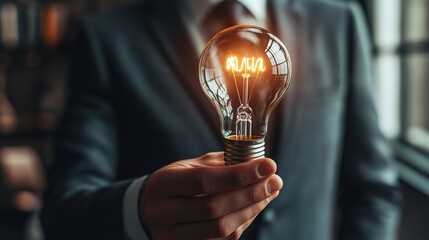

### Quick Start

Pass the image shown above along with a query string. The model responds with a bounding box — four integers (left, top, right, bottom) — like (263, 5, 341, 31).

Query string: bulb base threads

(224, 136, 265, 165)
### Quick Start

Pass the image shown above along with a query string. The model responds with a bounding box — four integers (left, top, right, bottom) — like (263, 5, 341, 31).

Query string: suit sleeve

(338, 3, 402, 240)
(41, 19, 133, 240)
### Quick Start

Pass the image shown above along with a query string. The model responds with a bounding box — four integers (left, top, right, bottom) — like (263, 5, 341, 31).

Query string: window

(372, 0, 429, 153)
(402, 1, 429, 153)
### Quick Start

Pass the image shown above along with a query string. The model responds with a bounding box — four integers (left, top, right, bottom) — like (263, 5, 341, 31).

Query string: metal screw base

(224, 136, 265, 166)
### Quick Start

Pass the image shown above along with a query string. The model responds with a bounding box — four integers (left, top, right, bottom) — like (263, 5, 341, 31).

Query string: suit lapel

(145, 1, 221, 140)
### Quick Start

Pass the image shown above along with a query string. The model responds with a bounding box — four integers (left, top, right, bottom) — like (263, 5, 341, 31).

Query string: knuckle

(246, 187, 262, 203)
(230, 170, 247, 186)
(206, 152, 216, 157)
(201, 152, 215, 160)
(196, 172, 214, 193)
(229, 230, 241, 240)
(204, 197, 222, 218)
(212, 218, 233, 238)
(255, 199, 270, 213)
(199, 152, 223, 162)
(263, 196, 272, 205)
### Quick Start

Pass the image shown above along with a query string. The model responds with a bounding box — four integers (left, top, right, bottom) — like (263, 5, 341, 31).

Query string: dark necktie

(202, 0, 255, 41)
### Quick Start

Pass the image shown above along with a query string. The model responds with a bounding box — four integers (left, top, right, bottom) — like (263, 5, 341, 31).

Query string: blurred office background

(0, 0, 427, 239)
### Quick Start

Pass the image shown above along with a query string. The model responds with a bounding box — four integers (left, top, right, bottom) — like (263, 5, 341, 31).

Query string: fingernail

(266, 179, 281, 195)
(257, 161, 273, 178)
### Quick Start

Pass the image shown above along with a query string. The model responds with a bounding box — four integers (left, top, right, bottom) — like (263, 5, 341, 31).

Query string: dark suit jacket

(41, 0, 401, 239)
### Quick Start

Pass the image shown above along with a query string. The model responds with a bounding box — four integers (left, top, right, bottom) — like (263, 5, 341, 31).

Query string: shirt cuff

(123, 175, 150, 240)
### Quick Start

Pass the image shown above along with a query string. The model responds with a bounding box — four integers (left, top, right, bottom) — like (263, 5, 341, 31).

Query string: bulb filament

(226, 56, 265, 139)
(226, 57, 265, 73)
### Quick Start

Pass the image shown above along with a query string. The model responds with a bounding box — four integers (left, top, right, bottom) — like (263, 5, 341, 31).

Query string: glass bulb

(199, 25, 292, 165)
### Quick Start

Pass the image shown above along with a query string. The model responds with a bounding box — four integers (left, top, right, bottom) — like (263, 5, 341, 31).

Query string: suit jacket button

(262, 208, 276, 224)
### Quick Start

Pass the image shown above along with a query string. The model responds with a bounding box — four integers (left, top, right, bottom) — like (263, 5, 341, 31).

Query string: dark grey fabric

(41, 0, 401, 239)
(202, 0, 253, 40)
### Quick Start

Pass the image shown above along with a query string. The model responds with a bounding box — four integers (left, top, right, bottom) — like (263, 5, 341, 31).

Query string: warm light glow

(226, 56, 265, 73)
(198, 25, 292, 165)
(224, 56, 266, 138)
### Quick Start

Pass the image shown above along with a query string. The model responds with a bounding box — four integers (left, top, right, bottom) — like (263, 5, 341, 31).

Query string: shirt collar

(184, 0, 267, 25)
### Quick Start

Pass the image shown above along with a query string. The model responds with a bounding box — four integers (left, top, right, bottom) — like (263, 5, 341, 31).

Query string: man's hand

(139, 152, 283, 240)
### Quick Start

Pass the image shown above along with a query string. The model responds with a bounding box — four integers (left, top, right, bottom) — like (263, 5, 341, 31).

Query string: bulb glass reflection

(199, 25, 292, 165)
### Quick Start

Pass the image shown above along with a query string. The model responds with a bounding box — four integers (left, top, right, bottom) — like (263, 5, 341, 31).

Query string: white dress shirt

(123, 1, 267, 239)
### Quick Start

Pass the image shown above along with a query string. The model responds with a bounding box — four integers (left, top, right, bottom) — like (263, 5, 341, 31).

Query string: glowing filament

(225, 56, 265, 138)
(226, 56, 265, 73)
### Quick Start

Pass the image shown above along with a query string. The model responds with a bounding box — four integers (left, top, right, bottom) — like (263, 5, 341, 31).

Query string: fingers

(151, 157, 277, 196)
(227, 193, 279, 240)
(141, 153, 283, 240)
(226, 215, 257, 240)
(165, 174, 283, 222)
(170, 191, 280, 240)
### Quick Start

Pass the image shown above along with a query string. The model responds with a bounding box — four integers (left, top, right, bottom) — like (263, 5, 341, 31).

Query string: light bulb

(199, 25, 292, 165)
